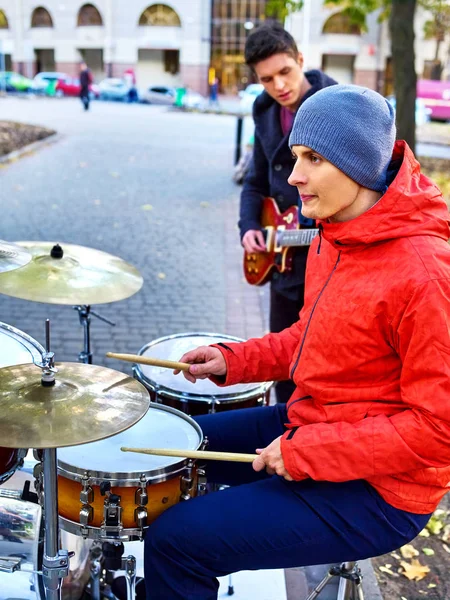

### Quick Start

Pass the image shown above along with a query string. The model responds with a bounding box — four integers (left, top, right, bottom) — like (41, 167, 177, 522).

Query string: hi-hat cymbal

(0, 240, 32, 273)
(0, 362, 150, 448)
(0, 242, 143, 305)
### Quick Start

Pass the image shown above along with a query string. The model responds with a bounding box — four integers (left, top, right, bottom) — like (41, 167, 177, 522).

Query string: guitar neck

(278, 228, 319, 247)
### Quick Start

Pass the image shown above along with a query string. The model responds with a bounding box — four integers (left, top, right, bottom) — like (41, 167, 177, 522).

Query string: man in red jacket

(143, 86, 450, 600)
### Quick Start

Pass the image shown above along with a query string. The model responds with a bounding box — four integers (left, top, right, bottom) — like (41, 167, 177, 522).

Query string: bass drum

(0, 453, 93, 600)
(0, 322, 44, 485)
(133, 332, 272, 415)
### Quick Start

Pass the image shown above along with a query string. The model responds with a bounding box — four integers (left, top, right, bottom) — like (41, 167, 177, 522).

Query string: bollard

(234, 116, 243, 165)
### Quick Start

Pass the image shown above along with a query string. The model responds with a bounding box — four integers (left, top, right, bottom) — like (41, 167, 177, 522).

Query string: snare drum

(0, 322, 44, 485)
(57, 403, 204, 541)
(133, 332, 272, 415)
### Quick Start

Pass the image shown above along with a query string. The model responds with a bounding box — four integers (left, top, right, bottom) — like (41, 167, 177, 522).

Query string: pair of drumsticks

(107, 351, 258, 464)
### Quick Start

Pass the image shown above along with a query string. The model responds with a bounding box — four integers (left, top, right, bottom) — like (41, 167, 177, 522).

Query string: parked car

(386, 95, 431, 127)
(140, 85, 176, 105)
(98, 78, 135, 102)
(239, 83, 264, 112)
(56, 76, 100, 99)
(417, 79, 450, 122)
(0, 71, 33, 93)
(31, 71, 68, 93)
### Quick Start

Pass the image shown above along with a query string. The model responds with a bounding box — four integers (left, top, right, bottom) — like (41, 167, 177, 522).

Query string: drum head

(57, 403, 202, 481)
(135, 333, 268, 399)
(0, 322, 44, 368)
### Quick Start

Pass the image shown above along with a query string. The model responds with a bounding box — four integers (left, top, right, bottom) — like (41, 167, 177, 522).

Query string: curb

(0, 132, 61, 165)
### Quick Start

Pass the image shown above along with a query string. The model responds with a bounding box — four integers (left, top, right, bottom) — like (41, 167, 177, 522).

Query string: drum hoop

(57, 403, 203, 484)
(0, 448, 27, 485)
(134, 332, 272, 401)
(59, 515, 143, 542)
(0, 321, 45, 363)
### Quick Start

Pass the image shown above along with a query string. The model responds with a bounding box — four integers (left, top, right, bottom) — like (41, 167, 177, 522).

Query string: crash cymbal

(0, 362, 150, 448)
(0, 242, 143, 305)
(0, 240, 32, 273)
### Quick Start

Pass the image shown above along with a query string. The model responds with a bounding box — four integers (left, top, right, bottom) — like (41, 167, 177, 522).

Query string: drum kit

(0, 240, 272, 600)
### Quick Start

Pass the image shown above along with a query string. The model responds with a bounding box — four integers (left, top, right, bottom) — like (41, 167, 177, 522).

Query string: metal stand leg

(74, 305, 115, 364)
(304, 562, 364, 600)
(122, 555, 136, 600)
(90, 553, 102, 600)
(42, 448, 70, 600)
(227, 573, 234, 595)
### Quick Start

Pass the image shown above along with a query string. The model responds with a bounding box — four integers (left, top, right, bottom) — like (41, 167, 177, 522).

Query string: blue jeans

(144, 405, 431, 599)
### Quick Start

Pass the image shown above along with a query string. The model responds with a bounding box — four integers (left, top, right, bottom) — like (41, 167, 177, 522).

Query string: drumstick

(106, 352, 191, 372)
(121, 447, 258, 463)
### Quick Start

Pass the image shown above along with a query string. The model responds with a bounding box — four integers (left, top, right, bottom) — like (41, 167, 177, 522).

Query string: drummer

(143, 85, 450, 599)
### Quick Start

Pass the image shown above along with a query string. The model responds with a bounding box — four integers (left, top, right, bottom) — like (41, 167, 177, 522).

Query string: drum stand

(73, 305, 115, 364)
(304, 561, 364, 600)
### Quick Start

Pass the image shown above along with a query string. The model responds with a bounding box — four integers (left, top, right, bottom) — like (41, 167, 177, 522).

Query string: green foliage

(266, 0, 304, 20)
(420, 0, 450, 41)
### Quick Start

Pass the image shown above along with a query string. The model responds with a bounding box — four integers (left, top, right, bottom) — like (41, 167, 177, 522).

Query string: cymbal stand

(73, 305, 116, 364)
(36, 320, 72, 600)
(304, 561, 364, 600)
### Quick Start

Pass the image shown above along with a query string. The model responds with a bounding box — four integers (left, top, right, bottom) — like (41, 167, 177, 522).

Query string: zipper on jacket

(317, 224, 323, 254)
(287, 395, 312, 410)
(290, 252, 341, 379)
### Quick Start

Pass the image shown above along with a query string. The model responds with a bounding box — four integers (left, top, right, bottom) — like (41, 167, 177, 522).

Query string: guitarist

(240, 23, 337, 403)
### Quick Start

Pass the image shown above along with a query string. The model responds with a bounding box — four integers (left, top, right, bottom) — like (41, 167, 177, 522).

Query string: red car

(55, 76, 100, 99)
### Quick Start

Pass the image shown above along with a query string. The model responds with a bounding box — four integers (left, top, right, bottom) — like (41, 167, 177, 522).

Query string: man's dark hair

(245, 23, 299, 68)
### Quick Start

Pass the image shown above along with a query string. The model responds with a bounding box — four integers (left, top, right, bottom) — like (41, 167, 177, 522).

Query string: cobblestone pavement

(0, 96, 268, 373)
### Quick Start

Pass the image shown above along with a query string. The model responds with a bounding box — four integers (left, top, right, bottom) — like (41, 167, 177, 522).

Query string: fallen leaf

(400, 544, 419, 559)
(391, 552, 401, 560)
(426, 512, 446, 535)
(400, 559, 430, 581)
(441, 524, 450, 542)
(200, 201, 210, 208)
(379, 565, 396, 576)
(419, 528, 430, 537)
(401, 597, 408, 600)
(157, 272, 166, 279)
(141, 204, 153, 211)
(428, 583, 437, 588)
(422, 548, 435, 556)
(442, 543, 450, 553)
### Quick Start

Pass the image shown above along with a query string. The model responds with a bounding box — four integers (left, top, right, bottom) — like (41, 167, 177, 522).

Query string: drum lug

(80, 504, 94, 526)
(80, 475, 94, 504)
(100, 482, 123, 535)
(180, 459, 194, 501)
(197, 468, 207, 496)
(134, 475, 148, 534)
(134, 506, 148, 530)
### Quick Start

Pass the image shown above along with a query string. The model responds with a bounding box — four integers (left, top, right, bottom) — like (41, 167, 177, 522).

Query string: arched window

(77, 3, 103, 26)
(0, 9, 8, 28)
(31, 6, 53, 28)
(139, 4, 181, 27)
(322, 12, 361, 35)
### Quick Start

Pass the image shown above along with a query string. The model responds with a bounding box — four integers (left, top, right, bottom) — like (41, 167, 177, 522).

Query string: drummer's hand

(242, 230, 266, 253)
(174, 346, 227, 384)
(253, 436, 293, 481)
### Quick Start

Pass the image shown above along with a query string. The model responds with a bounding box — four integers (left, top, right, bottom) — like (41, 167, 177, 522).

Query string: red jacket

(215, 142, 450, 514)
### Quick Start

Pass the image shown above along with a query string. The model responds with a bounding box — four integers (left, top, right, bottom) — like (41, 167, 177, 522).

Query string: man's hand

(252, 436, 293, 480)
(174, 346, 227, 384)
(242, 229, 266, 253)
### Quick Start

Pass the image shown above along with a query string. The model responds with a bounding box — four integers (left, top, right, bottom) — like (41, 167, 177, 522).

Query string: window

(77, 4, 103, 26)
(322, 12, 361, 35)
(0, 9, 8, 29)
(164, 50, 180, 74)
(31, 7, 53, 28)
(139, 4, 181, 27)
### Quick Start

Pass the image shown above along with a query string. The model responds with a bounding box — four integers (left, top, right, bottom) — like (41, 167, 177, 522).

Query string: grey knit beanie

(289, 85, 396, 192)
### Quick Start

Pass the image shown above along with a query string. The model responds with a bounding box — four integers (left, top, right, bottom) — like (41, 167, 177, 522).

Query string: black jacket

(239, 70, 337, 297)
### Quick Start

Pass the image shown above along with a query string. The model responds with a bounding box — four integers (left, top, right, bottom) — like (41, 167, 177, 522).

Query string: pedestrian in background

(79, 62, 92, 111)
(209, 77, 219, 107)
(239, 23, 337, 403)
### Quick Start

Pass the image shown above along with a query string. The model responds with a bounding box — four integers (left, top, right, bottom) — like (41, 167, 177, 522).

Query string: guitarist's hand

(174, 346, 227, 384)
(242, 230, 266, 253)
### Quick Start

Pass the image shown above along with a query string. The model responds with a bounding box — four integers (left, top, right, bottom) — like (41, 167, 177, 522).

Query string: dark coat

(239, 70, 337, 297)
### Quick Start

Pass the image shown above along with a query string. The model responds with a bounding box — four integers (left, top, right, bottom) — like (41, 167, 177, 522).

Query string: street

(0, 97, 268, 369)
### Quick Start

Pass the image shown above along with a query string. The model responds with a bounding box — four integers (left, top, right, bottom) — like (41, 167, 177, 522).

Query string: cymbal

(0, 241, 143, 305)
(0, 240, 32, 273)
(0, 362, 150, 448)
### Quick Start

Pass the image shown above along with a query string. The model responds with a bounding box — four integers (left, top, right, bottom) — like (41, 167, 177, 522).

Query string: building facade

(0, 1, 212, 94)
(0, 1, 447, 95)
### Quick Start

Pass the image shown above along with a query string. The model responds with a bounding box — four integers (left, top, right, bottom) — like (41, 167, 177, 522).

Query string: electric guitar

(243, 197, 319, 286)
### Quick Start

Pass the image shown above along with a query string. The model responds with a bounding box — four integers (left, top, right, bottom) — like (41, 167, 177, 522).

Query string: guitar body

(244, 197, 298, 286)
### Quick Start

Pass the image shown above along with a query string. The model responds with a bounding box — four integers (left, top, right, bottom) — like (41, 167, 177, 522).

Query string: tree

(266, 0, 418, 151)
